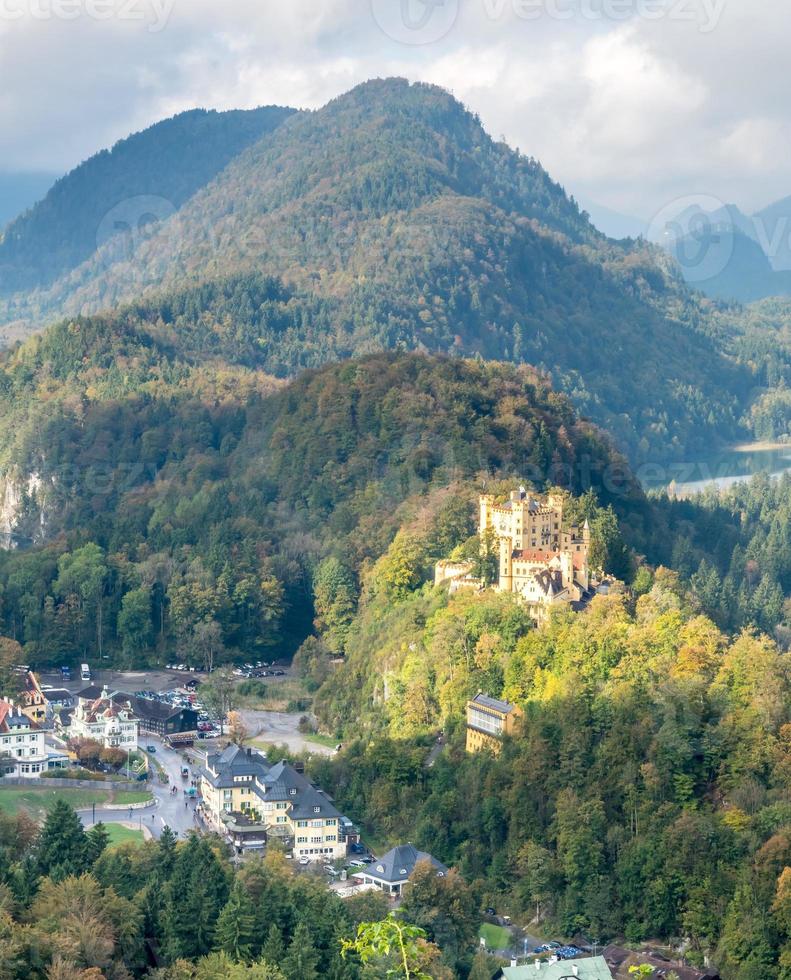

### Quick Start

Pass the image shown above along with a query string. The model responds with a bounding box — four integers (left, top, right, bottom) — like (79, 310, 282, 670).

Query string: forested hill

(0, 78, 754, 463)
(0, 326, 640, 665)
(0, 105, 295, 295)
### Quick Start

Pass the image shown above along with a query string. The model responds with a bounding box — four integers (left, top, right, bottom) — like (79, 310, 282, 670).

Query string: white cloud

(0, 0, 788, 219)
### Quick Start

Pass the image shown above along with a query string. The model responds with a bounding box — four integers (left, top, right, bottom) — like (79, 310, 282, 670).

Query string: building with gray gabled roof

(353, 843, 448, 896)
(198, 745, 347, 861)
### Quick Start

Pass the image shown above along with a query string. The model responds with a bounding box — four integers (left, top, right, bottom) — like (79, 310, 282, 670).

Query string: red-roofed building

(67, 686, 138, 751)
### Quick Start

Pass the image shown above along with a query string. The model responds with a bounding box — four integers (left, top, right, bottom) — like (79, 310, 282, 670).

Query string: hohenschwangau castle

(435, 488, 597, 622)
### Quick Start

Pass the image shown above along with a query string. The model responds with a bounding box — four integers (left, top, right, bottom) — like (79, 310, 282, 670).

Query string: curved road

(79, 736, 199, 839)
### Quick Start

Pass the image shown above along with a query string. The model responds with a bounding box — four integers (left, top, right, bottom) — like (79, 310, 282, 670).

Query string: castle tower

(479, 494, 494, 535)
(498, 536, 513, 592)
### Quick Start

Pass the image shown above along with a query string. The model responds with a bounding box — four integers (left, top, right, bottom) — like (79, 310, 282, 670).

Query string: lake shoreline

(732, 440, 791, 453)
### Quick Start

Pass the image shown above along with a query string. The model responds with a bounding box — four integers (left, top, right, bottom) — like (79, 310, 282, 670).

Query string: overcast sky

(0, 0, 788, 221)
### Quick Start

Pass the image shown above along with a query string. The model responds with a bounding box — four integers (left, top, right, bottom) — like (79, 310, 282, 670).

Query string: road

(79, 736, 199, 839)
(238, 709, 337, 757)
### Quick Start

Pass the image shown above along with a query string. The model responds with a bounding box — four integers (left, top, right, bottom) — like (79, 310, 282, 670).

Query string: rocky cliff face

(0, 471, 44, 548)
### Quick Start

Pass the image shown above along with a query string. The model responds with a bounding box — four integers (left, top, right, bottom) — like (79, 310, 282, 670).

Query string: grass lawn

(110, 790, 153, 805)
(104, 823, 146, 847)
(0, 786, 111, 818)
(480, 923, 512, 951)
(304, 732, 340, 749)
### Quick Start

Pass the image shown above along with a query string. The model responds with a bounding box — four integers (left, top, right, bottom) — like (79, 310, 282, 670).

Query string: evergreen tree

(281, 921, 320, 980)
(261, 923, 286, 965)
(216, 880, 257, 962)
(85, 821, 110, 863)
(36, 800, 90, 881)
(158, 824, 178, 878)
(162, 834, 230, 961)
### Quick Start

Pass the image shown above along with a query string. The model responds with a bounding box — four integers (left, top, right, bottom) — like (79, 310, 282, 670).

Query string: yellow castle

(436, 487, 592, 622)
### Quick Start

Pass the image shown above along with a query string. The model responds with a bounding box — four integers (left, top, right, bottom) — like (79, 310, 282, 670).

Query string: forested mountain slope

(0, 323, 635, 664)
(0, 105, 295, 295)
(0, 78, 751, 463)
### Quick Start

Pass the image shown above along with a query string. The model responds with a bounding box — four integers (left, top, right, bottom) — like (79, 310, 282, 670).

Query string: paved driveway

(79, 736, 199, 839)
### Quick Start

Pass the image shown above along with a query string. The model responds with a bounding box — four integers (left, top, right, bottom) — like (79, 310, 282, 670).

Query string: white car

(298, 857, 310, 866)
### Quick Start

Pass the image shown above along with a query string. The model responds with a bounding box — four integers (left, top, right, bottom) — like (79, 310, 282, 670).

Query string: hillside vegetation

(0, 336, 633, 666)
(0, 79, 754, 463)
(0, 105, 294, 295)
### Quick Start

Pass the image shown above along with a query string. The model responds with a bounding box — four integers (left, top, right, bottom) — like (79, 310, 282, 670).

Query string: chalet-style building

(65, 686, 138, 751)
(127, 695, 198, 738)
(19, 671, 75, 728)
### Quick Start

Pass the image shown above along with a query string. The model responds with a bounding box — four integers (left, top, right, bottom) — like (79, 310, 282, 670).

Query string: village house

(64, 686, 139, 751)
(199, 744, 347, 861)
(353, 844, 448, 897)
(20, 671, 74, 728)
(0, 699, 68, 776)
(465, 693, 523, 754)
(602, 945, 721, 980)
(126, 695, 198, 739)
(435, 488, 596, 623)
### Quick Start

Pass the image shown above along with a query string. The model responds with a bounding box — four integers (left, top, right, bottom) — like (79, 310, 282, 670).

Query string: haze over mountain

(0, 172, 59, 230)
(0, 105, 295, 296)
(0, 78, 755, 464)
(655, 198, 791, 303)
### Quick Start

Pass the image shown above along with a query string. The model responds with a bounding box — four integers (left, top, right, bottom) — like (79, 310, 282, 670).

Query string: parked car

(348, 859, 366, 869)
(298, 857, 310, 866)
(485, 907, 496, 916)
(323, 865, 339, 877)
(146, 745, 156, 753)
